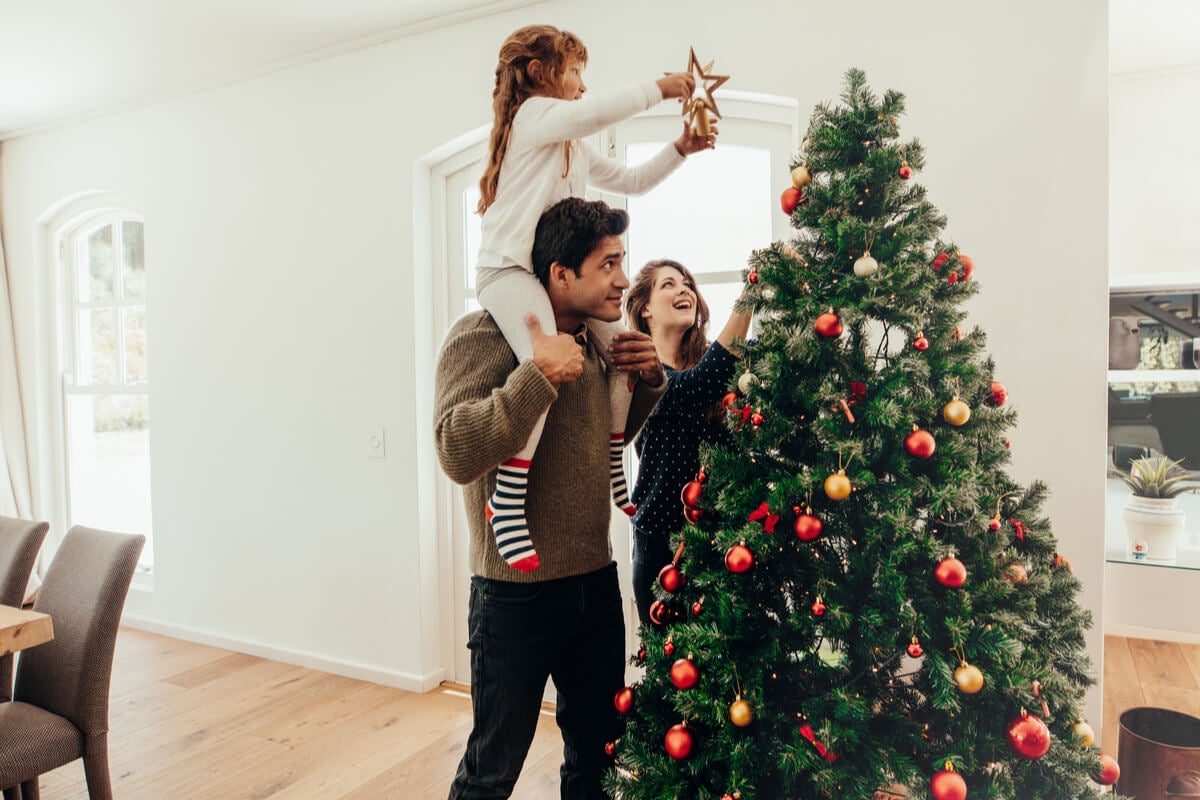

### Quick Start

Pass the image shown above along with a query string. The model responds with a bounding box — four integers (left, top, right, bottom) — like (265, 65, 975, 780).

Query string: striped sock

(486, 458, 539, 572)
(610, 434, 636, 517)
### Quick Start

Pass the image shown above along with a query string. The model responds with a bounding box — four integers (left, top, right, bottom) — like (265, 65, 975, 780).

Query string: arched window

(59, 211, 153, 571)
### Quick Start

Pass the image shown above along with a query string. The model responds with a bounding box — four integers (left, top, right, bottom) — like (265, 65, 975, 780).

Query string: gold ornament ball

(738, 372, 758, 393)
(853, 252, 879, 277)
(954, 663, 985, 694)
(824, 472, 852, 501)
(943, 399, 971, 426)
(729, 699, 754, 727)
(791, 165, 812, 188)
(1072, 720, 1095, 747)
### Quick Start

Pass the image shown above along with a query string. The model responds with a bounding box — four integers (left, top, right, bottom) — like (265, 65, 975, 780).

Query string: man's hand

(674, 119, 717, 157)
(657, 72, 696, 101)
(608, 331, 666, 387)
(527, 314, 584, 387)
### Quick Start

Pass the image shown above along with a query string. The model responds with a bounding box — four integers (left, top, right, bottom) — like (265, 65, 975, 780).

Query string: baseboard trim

(121, 614, 445, 693)
(1104, 622, 1200, 645)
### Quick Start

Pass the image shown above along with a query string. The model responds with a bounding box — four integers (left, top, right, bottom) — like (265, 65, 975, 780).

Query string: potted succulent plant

(1111, 453, 1200, 561)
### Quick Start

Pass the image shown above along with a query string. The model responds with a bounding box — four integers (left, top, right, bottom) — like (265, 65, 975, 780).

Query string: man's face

(562, 235, 628, 322)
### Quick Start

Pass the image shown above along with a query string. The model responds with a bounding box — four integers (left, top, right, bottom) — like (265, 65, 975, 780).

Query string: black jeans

(631, 526, 673, 628)
(447, 562, 625, 800)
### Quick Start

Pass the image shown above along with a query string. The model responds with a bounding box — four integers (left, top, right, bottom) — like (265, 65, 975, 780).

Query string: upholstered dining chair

(0, 525, 144, 800)
(0, 515, 49, 703)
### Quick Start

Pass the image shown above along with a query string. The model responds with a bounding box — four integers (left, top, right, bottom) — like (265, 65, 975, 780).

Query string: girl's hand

(674, 120, 717, 156)
(657, 72, 696, 101)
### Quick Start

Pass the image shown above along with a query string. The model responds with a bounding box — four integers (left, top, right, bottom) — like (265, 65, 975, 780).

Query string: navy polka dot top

(631, 342, 737, 539)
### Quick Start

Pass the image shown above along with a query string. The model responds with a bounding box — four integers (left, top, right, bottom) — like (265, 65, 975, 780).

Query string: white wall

(0, 0, 1109, 721)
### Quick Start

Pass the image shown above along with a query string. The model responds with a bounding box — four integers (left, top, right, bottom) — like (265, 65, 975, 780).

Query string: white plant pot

(1122, 496, 1186, 562)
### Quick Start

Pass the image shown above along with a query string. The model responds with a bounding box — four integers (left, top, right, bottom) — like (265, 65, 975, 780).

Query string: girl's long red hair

(477, 25, 588, 215)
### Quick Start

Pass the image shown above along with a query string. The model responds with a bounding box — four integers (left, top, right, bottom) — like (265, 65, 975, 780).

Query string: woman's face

(641, 266, 698, 333)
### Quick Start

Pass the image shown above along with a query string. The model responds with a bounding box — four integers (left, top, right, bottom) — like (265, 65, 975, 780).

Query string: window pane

(77, 308, 117, 385)
(696, 281, 746, 343)
(66, 393, 153, 567)
(124, 305, 147, 384)
(625, 143, 771, 276)
(80, 224, 115, 303)
(121, 220, 146, 300)
(464, 186, 481, 290)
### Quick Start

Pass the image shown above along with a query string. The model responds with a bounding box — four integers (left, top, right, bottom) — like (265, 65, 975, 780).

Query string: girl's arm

(510, 74, 691, 150)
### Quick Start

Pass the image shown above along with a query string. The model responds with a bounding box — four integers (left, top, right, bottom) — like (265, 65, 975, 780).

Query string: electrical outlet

(368, 427, 386, 458)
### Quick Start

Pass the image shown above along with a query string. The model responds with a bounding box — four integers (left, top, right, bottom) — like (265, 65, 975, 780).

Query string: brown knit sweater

(434, 311, 665, 581)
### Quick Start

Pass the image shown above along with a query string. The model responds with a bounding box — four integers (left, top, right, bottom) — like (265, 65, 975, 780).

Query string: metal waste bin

(1118, 707, 1200, 798)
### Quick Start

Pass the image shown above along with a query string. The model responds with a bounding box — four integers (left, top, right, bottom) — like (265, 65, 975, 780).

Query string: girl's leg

(476, 269, 557, 572)
(586, 318, 636, 516)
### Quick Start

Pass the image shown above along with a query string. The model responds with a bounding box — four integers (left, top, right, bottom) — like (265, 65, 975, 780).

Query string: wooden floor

(27, 629, 1200, 799)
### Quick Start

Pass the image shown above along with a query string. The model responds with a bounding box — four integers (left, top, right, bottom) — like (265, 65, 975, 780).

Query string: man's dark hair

(531, 197, 629, 286)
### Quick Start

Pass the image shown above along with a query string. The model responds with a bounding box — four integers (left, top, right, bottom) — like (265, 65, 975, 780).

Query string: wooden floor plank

(24, 627, 1199, 798)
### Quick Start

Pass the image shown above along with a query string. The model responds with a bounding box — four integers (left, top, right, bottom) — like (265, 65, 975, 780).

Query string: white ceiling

(0, 0, 538, 140)
(0, 0, 1197, 141)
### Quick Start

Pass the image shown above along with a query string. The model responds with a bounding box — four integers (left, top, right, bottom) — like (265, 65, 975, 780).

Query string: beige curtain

(0, 222, 39, 601)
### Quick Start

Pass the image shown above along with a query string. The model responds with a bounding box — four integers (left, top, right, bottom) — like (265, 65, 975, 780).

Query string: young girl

(477, 24, 716, 572)
(623, 260, 751, 625)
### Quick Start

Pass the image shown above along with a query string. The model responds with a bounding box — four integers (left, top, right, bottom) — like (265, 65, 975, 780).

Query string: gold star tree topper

(683, 47, 729, 135)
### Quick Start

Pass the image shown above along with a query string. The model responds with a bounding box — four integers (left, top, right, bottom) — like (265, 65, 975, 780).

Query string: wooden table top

(0, 604, 54, 657)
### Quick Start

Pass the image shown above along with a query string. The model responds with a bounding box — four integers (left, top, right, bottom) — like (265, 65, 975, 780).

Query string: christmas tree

(607, 70, 1123, 800)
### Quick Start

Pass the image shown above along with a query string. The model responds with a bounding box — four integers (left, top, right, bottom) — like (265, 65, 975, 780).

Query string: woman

(624, 259, 752, 626)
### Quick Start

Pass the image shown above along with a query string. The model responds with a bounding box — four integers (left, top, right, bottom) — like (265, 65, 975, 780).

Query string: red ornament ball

(913, 334, 929, 351)
(959, 254, 975, 280)
(637, 646, 647, 663)
(930, 768, 967, 800)
(1003, 436, 1012, 449)
(988, 517, 1002, 531)
(614, 686, 633, 714)
(663, 639, 675, 656)
(681, 480, 704, 508)
(907, 639, 924, 658)
(905, 428, 937, 459)
(683, 506, 704, 524)
(665, 723, 693, 759)
(815, 311, 843, 338)
(935, 556, 967, 588)
(692, 600, 703, 616)
(722, 391, 739, 409)
(649, 600, 668, 626)
(670, 657, 699, 690)
(658, 563, 683, 593)
(780, 186, 802, 215)
(750, 412, 764, 427)
(1006, 712, 1051, 760)
(933, 252, 950, 270)
(794, 512, 823, 542)
(604, 741, 616, 756)
(725, 544, 754, 574)
(811, 599, 826, 616)
(987, 381, 1008, 407)
(899, 163, 913, 180)
(1094, 753, 1120, 785)
(747, 269, 759, 285)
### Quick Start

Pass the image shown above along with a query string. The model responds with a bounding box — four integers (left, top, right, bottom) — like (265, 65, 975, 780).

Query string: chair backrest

(0, 516, 49, 608)
(0, 515, 50, 702)
(13, 525, 144, 736)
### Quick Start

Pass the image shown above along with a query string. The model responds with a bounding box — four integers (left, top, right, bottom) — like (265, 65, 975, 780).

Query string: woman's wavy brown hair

(477, 25, 588, 215)
(624, 259, 711, 370)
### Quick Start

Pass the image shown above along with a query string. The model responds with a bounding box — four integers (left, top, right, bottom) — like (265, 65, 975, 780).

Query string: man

(436, 197, 666, 799)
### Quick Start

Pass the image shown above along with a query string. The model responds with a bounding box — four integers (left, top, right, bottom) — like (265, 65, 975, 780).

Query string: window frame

(57, 208, 154, 573)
